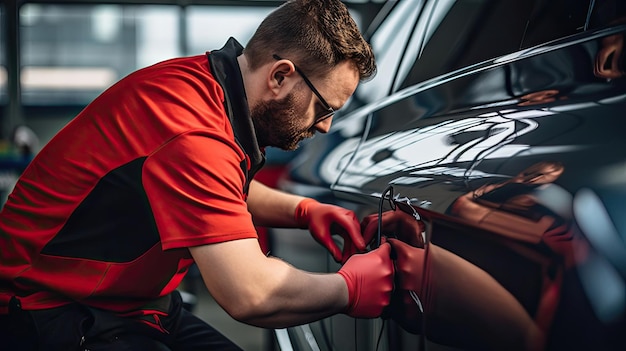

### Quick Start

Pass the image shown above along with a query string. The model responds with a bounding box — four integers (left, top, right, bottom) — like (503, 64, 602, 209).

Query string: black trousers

(0, 291, 243, 351)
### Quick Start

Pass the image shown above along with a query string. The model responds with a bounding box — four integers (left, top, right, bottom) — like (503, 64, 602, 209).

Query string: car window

(521, 0, 589, 48)
(393, 0, 455, 93)
(354, 0, 425, 103)
(396, 0, 626, 92)
(398, 0, 537, 90)
(523, 0, 626, 48)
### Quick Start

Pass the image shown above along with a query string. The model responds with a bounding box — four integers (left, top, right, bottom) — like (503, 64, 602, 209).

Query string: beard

(251, 93, 315, 151)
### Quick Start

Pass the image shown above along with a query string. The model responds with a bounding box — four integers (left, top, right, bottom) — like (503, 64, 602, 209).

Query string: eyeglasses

(273, 54, 335, 124)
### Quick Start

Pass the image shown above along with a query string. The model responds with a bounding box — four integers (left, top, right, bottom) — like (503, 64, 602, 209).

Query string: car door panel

(330, 26, 626, 351)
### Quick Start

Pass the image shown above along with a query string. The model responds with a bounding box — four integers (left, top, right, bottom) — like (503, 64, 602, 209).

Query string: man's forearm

(230, 257, 349, 328)
(247, 180, 305, 227)
(189, 239, 348, 328)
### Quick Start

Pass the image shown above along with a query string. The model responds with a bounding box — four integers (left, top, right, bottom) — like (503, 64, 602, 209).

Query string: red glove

(361, 210, 426, 248)
(295, 198, 366, 263)
(337, 242, 394, 318)
(386, 238, 426, 334)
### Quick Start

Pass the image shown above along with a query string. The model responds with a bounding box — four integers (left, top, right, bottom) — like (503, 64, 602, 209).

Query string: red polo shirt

(0, 40, 262, 315)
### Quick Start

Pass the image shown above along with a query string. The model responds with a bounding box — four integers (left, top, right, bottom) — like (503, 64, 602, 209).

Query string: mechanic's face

(252, 91, 315, 151)
(253, 59, 359, 150)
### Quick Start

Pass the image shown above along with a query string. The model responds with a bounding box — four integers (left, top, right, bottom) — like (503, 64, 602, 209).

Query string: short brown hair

(244, 0, 376, 81)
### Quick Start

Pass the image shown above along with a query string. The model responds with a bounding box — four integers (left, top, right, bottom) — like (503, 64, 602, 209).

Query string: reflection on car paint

(382, 196, 552, 351)
(330, 113, 543, 191)
(594, 32, 625, 80)
(449, 162, 575, 246)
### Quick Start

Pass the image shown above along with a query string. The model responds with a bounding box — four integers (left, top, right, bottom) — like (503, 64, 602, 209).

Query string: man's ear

(269, 60, 296, 95)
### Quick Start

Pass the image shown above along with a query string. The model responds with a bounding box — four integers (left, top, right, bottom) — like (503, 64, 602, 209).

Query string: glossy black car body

(270, 1, 626, 350)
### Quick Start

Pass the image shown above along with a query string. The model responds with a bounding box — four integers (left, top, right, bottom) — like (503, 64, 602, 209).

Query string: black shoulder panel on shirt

(41, 157, 160, 263)
(207, 37, 266, 194)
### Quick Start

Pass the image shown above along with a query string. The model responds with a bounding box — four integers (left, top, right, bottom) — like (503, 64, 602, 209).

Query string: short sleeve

(142, 131, 258, 250)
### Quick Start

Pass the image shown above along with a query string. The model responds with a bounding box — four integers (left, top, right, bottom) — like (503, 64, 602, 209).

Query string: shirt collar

(207, 37, 265, 182)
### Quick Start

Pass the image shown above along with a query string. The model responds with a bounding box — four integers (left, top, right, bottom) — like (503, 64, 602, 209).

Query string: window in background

(186, 6, 362, 55)
(186, 6, 272, 54)
(18, 3, 366, 107)
(19, 4, 181, 105)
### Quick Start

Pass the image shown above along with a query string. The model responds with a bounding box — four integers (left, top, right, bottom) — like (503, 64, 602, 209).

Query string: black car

(268, 0, 626, 350)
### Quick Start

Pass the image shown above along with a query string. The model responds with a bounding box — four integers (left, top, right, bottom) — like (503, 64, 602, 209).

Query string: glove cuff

(294, 198, 320, 229)
(337, 270, 358, 315)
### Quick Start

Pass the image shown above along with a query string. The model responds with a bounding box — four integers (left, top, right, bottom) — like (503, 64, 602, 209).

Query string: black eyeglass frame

(273, 54, 335, 124)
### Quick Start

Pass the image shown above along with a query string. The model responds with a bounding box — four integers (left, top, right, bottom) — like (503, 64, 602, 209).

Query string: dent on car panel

(331, 27, 626, 350)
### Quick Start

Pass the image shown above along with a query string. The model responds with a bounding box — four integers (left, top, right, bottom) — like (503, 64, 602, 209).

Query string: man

(0, 0, 394, 350)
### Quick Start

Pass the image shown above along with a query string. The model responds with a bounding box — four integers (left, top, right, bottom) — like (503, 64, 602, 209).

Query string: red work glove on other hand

(337, 242, 394, 318)
(361, 209, 426, 248)
(294, 198, 366, 263)
(386, 238, 425, 334)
